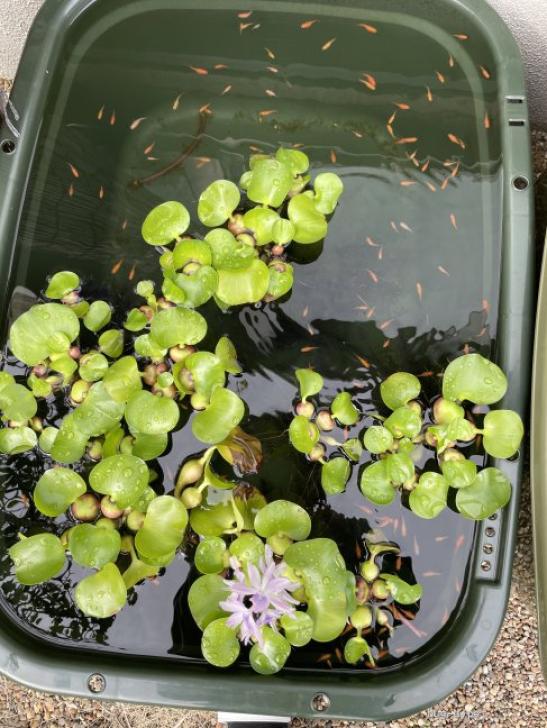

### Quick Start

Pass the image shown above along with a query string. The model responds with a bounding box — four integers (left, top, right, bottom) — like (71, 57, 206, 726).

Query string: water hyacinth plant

(0, 145, 523, 675)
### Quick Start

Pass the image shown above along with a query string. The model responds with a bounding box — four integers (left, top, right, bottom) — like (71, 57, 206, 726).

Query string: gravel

(0, 81, 546, 726)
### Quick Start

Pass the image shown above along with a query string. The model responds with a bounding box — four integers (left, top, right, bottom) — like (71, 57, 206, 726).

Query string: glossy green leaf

(102, 356, 142, 403)
(9, 533, 66, 585)
(242, 207, 279, 245)
(341, 437, 363, 463)
(79, 352, 109, 382)
(9, 303, 80, 366)
(272, 218, 295, 245)
(167, 265, 218, 308)
(0, 383, 37, 421)
(363, 426, 393, 454)
(331, 392, 359, 426)
(135, 495, 188, 561)
(49, 352, 78, 383)
(381, 573, 423, 604)
(408, 472, 448, 519)
(50, 414, 89, 464)
(313, 172, 344, 215)
(45, 271, 80, 299)
(321, 458, 350, 495)
(142, 201, 190, 245)
(384, 406, 422, 439)
(360, 461, 395, 505)
(131, 432, 168, 461)
(284, 538, 348, 642)
(27, 373, 52, 398)
(456, 467, 512, 520)
(445, 417, 476, 442)
(69, 524, 121, 568)
(125, 390, 180, 435)
(33, 467, 86, 517)
(247, 158, 293, 208)
(441, 456, 477, 489)
(442, 354, 507, 405)
(276, 147, 309, 174)
(38, 427, 58, 454)
(288, 415, 320, 454)
(192, 388, 245, 445)
(433, 397, 465, 425)
(280, 611, 313, 647)
(83, 301, 112, 333)
(188, 574, 229, 629)
(150, 307, 207, 348)
(228, 533, 264, 567)
(266, 261, 293, 300)
(380, 372, 421, 411)
(215, 337, 241, 375)
(201, 617, 241, 668)
(385, 452, 414, 485)
(73, 382, 125, 436)
(482, 409, 524, 459)
(74, 562, 127, 618)
(254, 500, 311, 542)
(172, 238, 212, 268)
(216, 260, 270, 306)
(124, 308, 148, 332)
(287, 193, 328, 244)
(0, 426, 37, 455)
(136, 280, 155, 298)
(185, 351, 225, 401)
(89, 454, 148, 508)
(198, 180, 241, 227)
(296, 368, 323, 401)
(344, 636, 374, 665)
(134, 334, 167, 360)
(189, 496, 237, 537)
(99, 329, 124, 359)
(204, 228, 256, 270)
(195, 537, 228, 574)
(250, 628, 291, 675)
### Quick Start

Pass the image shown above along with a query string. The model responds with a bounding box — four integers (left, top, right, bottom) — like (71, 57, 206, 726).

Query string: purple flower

(219, 545, 300, 646)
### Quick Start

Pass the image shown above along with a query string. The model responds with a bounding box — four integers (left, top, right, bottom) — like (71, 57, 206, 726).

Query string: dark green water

(0, 4, 502, 671)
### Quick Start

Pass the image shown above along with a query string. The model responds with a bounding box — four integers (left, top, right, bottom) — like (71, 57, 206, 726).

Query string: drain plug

(311, 693, 330, 712)
(87, 673, 106, 693)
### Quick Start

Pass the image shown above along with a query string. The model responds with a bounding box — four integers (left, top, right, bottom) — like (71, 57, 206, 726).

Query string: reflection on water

(0, 3, 501, 671)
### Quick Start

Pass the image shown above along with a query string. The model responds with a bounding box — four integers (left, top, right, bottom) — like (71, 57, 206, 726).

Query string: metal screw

(488, 513, 498, 521)
(483, 543, 493, 555)
(311, 693, 330, 712)
(87, 673, 106, 693)
(481, 560, 491, 572)
(485, 527, 496, 538)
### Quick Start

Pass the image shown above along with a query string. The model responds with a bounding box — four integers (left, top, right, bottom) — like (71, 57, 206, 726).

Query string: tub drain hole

(1, 139, 15, 154)
(512, 176, 529, 191)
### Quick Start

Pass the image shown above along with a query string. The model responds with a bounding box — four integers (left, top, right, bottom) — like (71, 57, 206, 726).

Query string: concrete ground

(1, 72, 546, 725)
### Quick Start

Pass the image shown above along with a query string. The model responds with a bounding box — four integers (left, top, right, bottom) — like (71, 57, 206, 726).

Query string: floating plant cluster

(0, 148, 522, 674)
(288, 357, 523, 521)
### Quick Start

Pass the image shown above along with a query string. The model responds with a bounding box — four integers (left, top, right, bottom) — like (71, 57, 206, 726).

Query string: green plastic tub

(0, 0, 533, 721)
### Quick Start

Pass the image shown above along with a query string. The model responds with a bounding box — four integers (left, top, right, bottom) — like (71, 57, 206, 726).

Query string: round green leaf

(83, 301, 111, 333)
(9, 303, 80, 366)
(33, 467, 86, 517)
(195, 537, 228, 574)
(89, 454, 148, 508)
(254, 500, 311, 542)
(131, 433, 168, 461)
(79, 352, 109, 382)
(0, 383, 37, 421)
(313, 172, 344, 215)
(408, 472, 448, 519)
(74, 562, 127, 618)
(124, 308, 148, 332)
(204, 228, 257, 270)
(9, 533, 66, 585)
(280, 611, 313, 647)
(360, 460, 395, 505)
(295, 368, 323, 401)
(321, 458, 350, 495)
(341, 437, 362, 462)
(201, 618, 241, 668)
(192, 388, 245, 444)
(271, 218, 295, 245)
(142, 201, 190, 245)
(433, 397, 465, 425)
(250, 628, 291, 675)
(72, 381, 125, 436)
(0, 426, 37, 455)
(45, 271, 80, 299)
(363, 426, 393, 454)
(150, 307, 207, 348)
(344, 636, 374, 665)
(267, 261, 293, 300)
(190, 497, 238, 537)
(384, 406, 422, 439)
(134, 334, 167, 360)
(381, 573, 423, 604)
(99, 329, 124, 359)
(275, 147, 309, 174)
(380, 372, 421, 411)
(38, 427, 58, 454)
(228, 533, 264, 567)
(198, 180, 241, 227)
(215, 337, 241, 375)
(385, 452, 414, 485)
(242, 207, 279, 245)
(331, 391, 359, 426)
(442, 354, 507, 405)
(167, 265, 218, 308)
(287, 193, 328, 244)
(188, 574, 229, 629)
(102, 356, 142, 403)
(482, 409, 524, 459)
(172, 239, 212, 269)
(185, 351, 225, 400)
(446, 417, 476, 442)
(455, 467, 512, 520)
(247, 158, 293, 208)
(135, 495, 188, 560)
(125, 390, 180, 435)
(69, 523, 121, 568)
(216, 259, 270, 306)
(441, 457, 477, 489)
(50, 414, 89, 464)
(289, 415, 320, 454)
